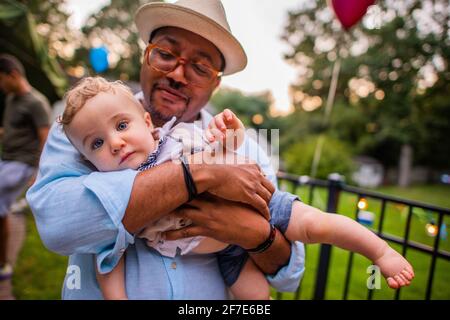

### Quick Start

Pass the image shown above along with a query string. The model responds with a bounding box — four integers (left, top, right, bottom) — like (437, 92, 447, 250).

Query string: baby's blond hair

(60, 77, 140, 129)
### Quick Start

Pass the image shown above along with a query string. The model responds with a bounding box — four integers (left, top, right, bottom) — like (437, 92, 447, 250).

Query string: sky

(65, 0, 303, 113)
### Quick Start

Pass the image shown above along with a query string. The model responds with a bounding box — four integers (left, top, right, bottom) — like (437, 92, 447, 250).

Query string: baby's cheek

(92, 153, 114, 172)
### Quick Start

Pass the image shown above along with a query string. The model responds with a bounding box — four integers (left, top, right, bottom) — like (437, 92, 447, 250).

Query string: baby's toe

(402, 269, 413, 281)
(399, 274, 410, 286)
(394, 275, 405, 287)
(406, 266, 415, 278)
(387, 277, 399, 289)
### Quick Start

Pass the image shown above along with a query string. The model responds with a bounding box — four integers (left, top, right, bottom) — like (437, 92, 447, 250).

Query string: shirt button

(171, 262, 177, 270)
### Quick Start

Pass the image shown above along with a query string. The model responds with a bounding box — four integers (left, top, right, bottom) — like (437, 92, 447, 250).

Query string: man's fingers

(257, 183, 273, 204)
(187, 198, 202, 208)
(261, 176, 276, 194)
(163, 225, 205, 241)
(175, 204, 210, 227)
(248, 194, 270, 220)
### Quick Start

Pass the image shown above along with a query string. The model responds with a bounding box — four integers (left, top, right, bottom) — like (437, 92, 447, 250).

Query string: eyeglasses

(144, 43, 223, 88)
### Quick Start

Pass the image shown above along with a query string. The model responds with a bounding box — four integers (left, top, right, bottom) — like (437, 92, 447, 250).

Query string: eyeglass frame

(144, 43, 223, 87)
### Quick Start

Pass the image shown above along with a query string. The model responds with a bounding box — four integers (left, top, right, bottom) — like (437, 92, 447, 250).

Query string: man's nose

(166, 63, 188, 86)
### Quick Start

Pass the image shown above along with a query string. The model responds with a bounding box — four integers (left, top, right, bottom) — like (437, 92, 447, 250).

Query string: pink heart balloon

(331, 0, 376, 30)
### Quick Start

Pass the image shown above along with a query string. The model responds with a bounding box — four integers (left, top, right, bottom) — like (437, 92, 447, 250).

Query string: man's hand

(163, 193, 292, 275)
(163, 194, 270, 249)
(189, 151, 275, 219)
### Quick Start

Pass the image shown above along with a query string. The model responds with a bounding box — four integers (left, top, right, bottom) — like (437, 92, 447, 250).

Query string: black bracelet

(180, 155, 198, 202)
(246, 223, 276, 254)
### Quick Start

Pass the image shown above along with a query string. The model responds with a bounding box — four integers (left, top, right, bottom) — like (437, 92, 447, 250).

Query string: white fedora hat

(135, 0, 247, 76)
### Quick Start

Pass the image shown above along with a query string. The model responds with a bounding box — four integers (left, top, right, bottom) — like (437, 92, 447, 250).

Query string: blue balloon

(89, 46, 109, 73)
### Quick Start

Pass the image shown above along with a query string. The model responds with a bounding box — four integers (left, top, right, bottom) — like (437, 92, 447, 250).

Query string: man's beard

(147, 88, 188, 127)
(148, 104, 182, 127)
(143, 77, 192, 126)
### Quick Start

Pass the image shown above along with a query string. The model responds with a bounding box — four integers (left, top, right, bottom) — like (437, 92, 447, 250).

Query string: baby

(60, 77, 414, 300)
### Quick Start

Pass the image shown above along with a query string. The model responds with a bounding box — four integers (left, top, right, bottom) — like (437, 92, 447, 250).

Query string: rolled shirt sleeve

(26, 123, 137, 273)
(266, 241, 305, 292)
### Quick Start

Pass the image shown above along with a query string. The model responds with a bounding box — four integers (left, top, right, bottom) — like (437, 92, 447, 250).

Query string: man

(0, 54, 51, 280)
(27, 0, 305, 299)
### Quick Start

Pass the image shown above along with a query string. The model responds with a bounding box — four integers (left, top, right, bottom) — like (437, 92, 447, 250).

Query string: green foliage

(281, 0, 450, 169)
(17, 0, 76, 69)
(74, 0, 164, 81)
(283, 135, 354, 180)
(211, 87, 274, 129)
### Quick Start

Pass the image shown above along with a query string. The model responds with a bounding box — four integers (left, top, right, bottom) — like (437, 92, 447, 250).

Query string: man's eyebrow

(156, 35, 180, 48)
(194, 51, 215, 67)
(156, 36, 217, 67)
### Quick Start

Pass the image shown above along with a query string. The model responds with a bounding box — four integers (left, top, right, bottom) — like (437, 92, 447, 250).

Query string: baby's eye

(91, 138, 104, 150)
(117, 121, 128, 131)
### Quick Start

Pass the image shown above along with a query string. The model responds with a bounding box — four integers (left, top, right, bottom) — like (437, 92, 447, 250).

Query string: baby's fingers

(214, 114, 227, 131)
(206, 127, 224, 143)
(205, 129, 215, 142)
(223, 108, 235, 122)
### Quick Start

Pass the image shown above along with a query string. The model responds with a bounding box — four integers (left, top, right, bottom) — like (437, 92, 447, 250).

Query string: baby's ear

(144, 112, 153, 129)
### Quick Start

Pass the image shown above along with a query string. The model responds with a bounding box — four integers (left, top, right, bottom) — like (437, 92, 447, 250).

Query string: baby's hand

(374, 246, 415, 289)
(206, 109, 245, 151)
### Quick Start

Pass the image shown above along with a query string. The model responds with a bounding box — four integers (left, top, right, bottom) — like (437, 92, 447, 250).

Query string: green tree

(73, 0, 163, 81)
(282, 0, 450, 185)
(283, 135, 354, 180)
(17, 0, 78, 67)
(211, 87, 275, 130)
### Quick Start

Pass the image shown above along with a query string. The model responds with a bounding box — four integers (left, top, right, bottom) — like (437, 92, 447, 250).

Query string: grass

(273, 182, 450, 300)
(11, 184, 450, 300)
(12, 211, 67, 300)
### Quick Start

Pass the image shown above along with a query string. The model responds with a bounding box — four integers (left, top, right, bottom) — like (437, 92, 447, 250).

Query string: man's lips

(120, 152, 135, 165)
(155, 85, 189, 102)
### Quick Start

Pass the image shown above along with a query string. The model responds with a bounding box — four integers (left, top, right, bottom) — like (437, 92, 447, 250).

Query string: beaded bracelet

(180, 155, 198, 202)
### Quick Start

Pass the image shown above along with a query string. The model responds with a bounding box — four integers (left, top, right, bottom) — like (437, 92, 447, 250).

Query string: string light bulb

(358, 198, 368, 210)
(425, 223, 438, 237)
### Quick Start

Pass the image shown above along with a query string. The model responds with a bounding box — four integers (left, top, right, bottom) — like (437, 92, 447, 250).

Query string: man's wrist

(188, 155, 216, 194)
(246, 223, 276, 253)
(248, 227, 291, 275)
(240, 220, 272, 250)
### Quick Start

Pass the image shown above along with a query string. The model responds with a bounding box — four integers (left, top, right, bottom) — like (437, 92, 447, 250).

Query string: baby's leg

(285, 200, 414, 289)
(96, 255, 128, 300)
(229, 259, 270, 300)
(191, 238, 229, 254)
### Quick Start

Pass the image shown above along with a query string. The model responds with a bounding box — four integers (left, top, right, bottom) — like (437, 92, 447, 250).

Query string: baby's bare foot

(374, 246, 415, 289)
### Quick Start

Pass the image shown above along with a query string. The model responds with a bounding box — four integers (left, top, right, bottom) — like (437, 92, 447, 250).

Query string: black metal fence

(275, 171, 450, 300)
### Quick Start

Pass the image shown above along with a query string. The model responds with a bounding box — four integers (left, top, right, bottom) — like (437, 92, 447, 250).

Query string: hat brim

(135, 3, 247, 76)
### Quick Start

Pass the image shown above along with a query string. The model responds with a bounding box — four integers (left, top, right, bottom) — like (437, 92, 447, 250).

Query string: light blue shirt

(26, 105, 305, 299)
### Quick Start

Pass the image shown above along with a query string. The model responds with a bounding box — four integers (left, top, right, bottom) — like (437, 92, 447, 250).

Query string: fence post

(313, 173, 344, 300)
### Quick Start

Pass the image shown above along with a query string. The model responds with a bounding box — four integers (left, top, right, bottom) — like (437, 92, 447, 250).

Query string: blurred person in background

(0, 54, 50, 281)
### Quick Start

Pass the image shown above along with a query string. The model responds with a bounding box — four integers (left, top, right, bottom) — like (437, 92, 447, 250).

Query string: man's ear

(212, 77, 221, 95)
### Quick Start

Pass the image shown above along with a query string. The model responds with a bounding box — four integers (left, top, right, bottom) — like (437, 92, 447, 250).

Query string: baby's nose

(111, 138, 126, 153)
